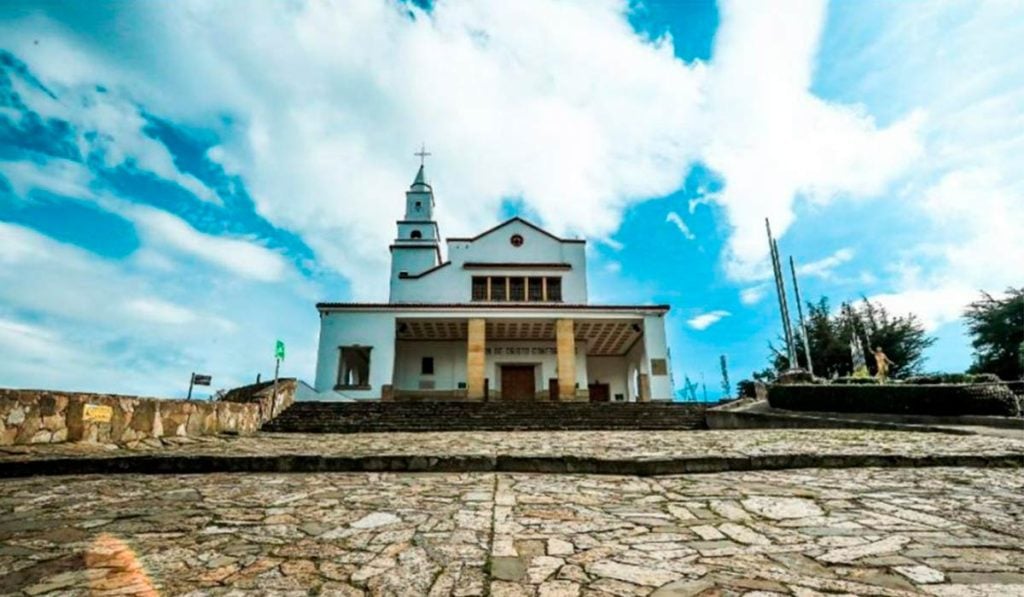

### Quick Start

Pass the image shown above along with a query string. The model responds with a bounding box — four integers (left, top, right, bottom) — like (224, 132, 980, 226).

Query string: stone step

(263, 401, 708, 433)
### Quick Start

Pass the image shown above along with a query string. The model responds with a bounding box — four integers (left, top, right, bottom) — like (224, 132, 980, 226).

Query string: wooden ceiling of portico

(395, 319, 641, 356)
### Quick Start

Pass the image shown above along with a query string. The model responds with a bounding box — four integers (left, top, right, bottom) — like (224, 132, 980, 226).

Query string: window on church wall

(528, 277, 544, 301)
(468, 276, 563, 302)
(421, 357, 434, 375)
(509, 277, 526, 301)
(336, 346, 371, 389)
(546, 277, 562, 302)
(471, 277, 488, 301)
(410, 230, 422, 239)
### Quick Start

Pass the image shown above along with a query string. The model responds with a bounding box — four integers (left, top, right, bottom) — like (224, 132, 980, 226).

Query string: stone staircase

(262, 401, 709, 433)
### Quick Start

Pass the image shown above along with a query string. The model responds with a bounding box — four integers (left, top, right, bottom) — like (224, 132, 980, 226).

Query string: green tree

(769, 297, 935, 379)
(964, 287, 1024, 380)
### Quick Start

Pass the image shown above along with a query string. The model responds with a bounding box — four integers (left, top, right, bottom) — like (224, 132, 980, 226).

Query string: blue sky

(1, 0, 1021, 399)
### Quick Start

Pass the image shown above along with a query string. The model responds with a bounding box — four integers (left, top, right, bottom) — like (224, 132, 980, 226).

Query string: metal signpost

(272, 340, 285, 414)
(187, 372, 212, 400)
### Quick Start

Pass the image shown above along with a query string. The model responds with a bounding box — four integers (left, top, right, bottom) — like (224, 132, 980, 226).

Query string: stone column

(467, 318, 486, 400)
(641, 314, 672, 400)
(556, 319, 576, 401)
(638, 374, 651, 402)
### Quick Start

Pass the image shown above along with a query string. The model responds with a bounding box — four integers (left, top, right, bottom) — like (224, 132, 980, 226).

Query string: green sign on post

(272, 340, 285, 407)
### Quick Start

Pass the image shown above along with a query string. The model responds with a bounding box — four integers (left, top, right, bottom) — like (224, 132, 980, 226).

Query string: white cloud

(702, 0, 923, 281)
(796, 247, 854, 279)
(0, 158, 291, 283)
(688, 194, 713, 214)
(0, 0, 932, 298)
(123, 298, 198, 326)
(0, 221, 316, 396)
(739, 285, 768, 306)
(0, 37, 219, 204)
(0, 317, 67, 361)
(687, 309, 731, 330)
(833, 2, 1024, 328)
(665, 211, 696, 240)
(871, 168, 1024, 330)
(126, 206, 289, 283)
(0, 221, 202, 329)
(2, 1, 710, 299)
(0, 158, 95, 199)
(0, 316, 103, 389)
(869, 286, 977, 332)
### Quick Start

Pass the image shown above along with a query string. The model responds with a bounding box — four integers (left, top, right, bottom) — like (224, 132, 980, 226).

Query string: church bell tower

(390, 156, 442, 282)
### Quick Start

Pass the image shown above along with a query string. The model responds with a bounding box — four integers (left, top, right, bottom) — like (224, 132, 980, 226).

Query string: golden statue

(873, 347, 895, 381)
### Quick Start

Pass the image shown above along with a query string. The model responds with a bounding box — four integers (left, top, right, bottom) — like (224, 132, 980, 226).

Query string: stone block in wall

(66, 397, 115, 444)
(240, 407, 259, 433)
(38, 395, 69, 433)
(161, 402, 192, 437)
(201, 405, 220, 435)
(215, 402, 238, 434)
(129, 399, 163, 441)
(1, 398, 20, 446)
(3, 391, 72, 445)
(13, 405, 41, 444)
(65, 398, 85, 442)
(185, 403, 209, 436)
(109, 397, 136, 443)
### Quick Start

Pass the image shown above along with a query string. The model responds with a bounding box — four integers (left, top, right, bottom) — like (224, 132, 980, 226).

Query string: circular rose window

(510, 234, 524, 247)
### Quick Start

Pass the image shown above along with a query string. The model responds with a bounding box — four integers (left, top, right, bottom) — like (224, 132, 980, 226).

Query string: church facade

(312, 164, 673, 402)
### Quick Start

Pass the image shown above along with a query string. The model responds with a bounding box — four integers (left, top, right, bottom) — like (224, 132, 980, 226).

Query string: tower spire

(412, 143, 431, 187)
(414, 142, 431, 167)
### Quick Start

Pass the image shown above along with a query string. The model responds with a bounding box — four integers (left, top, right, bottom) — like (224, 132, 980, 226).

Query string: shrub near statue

(768, 382, 1020, 417)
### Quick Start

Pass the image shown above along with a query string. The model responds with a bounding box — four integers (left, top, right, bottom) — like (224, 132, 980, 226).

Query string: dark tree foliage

(964, 287, 1024, 380)
(769, 297, 935, 380)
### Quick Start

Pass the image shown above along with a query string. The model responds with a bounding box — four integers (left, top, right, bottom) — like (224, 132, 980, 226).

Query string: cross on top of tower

(414, 143, 431, 167)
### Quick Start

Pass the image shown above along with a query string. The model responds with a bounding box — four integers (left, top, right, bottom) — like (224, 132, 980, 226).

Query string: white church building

(313, 164, 673, 402)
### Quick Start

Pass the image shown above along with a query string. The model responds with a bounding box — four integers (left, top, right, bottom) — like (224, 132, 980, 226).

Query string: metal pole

(789, 256, 814, 375)
(719, 354, 731, 398)
(272, 357, 280, 417)
(766, 219, 797, 368)
(774, 239, 798, 368)
(187, 372, 194, 401)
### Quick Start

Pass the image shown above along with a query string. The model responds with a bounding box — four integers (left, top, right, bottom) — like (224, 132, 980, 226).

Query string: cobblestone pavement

(3, 430, 1024, 462)
(2, 468, 1023, 596)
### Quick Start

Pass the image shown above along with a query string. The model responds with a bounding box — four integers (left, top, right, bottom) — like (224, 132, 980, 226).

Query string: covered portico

(386, 306, 672, 402)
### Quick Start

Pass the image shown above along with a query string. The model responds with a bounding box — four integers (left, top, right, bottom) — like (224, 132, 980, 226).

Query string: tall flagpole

(766, 219, 797, 369)
(789, 255, 814, 375)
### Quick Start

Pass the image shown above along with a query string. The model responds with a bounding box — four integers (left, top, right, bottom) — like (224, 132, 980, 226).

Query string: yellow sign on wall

(83, 404, 113, 423)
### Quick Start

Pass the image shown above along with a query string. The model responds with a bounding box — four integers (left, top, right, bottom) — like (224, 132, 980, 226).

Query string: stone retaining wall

(0, 382, 295, 446)
(218, 378, 297, 422)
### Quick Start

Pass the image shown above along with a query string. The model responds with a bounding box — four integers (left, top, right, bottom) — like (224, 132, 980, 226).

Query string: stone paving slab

(3, 430, 1022, 478)
(2, 467, 1023, 596)
(3, 429, 1024, 461)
